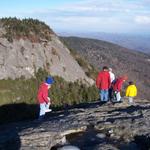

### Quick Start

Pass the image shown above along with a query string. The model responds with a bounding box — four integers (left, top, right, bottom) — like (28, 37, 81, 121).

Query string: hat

(45, 76, 54, 84)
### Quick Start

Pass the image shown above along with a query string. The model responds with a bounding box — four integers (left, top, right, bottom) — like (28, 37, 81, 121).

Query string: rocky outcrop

(0, 98, 150, 150)
(0, 27, 93, 85)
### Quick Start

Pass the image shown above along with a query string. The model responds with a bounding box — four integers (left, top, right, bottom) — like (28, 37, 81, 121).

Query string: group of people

(96, 66, 137, 104)
(37, 66, 137, 120)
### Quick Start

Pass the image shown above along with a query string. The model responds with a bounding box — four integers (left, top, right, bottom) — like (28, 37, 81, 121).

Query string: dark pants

(109, 87, 113, 101)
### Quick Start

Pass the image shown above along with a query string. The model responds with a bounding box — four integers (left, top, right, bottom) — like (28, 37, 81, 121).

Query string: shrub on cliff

(0, 17, 53, 42)
(0, 69, 99, 123)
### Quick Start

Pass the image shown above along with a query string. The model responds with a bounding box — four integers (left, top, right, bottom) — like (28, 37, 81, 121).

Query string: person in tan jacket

(126, 81, 137, 104)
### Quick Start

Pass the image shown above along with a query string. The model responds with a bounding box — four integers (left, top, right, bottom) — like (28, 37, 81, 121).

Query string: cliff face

(0, 21, 93, 84)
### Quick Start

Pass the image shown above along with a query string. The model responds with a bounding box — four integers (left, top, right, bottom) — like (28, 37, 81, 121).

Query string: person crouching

(112, 76, 128, 102)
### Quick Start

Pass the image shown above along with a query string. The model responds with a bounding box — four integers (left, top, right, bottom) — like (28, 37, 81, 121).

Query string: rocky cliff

(0, 18, 93, 84)
(0, 99, 150, 150)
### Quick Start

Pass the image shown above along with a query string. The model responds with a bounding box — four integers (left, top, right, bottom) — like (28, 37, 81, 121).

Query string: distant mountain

(61, 36, 150, 100)
(58, 32, 150, 54)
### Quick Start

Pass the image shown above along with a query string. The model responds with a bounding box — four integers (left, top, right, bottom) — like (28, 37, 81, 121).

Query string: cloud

(15, 0, 149, 17)
(58, 0, 149, 14)
(1, 0, 150, 33)
(135, 16, 150, 25)
(22, 0, 149, 33)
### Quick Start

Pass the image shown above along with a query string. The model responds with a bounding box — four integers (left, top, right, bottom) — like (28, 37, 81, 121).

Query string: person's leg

(45, 102, 50, 109)
(45, 102, 52, 112)
(39, 103, 46, 120)
(129, 97, 133, 104)
(100, 90, 105, 101)
(111, 91, 116, 102)
(104, 90, 109, 102)
(116, 92, 121, 102)
(109, 88, 112, 101)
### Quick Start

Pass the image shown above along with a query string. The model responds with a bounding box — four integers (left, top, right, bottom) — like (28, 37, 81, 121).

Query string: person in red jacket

(112, 76, 128, 102)
(37, 76, 54, 120)
(96, 66, 111, 102)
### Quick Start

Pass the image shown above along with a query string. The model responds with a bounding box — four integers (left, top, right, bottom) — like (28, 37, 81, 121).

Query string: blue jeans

(100, 90, 109, 102)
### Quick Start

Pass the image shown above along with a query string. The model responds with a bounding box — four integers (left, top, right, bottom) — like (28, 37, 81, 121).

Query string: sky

(0, 0, 150, 34)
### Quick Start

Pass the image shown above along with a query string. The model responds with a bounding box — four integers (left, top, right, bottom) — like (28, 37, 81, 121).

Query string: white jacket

(109, 71, 115, 83)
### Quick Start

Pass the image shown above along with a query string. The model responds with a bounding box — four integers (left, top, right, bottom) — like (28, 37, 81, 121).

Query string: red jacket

(113, 78, 124, 92)
(37, 82, 49, 104)
(96, 71, 111, 90)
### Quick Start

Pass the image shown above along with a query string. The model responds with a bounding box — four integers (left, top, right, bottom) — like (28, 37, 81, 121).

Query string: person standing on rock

(96, 66, 111, 103)
(37, 76, 54, 120)
(108, 68, 115, 101)
(126, 81, 137, 105)
(109, 68, 115, 83)
(112, 76, 128, 102)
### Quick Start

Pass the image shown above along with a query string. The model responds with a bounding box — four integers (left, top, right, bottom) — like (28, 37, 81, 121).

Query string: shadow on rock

(64, 100, 101, 110)
(120, 134, 150, 150)
(105, 113, 143, 124)
(108, 105, 150, 114)
(0, 103, 39, 125)
(0, 103, 42, 150)
(134, 135, 150, 150)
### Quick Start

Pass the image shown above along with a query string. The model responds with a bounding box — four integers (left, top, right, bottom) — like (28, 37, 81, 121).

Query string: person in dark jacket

(37, 76, 54, 120)
(96, 66, 111, 102)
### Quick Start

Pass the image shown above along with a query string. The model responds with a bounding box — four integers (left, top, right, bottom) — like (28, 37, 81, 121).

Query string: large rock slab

(0, 99, 150, 149)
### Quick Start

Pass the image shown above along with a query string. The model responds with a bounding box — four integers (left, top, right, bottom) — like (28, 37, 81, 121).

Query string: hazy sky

(0, 0, 150, 34)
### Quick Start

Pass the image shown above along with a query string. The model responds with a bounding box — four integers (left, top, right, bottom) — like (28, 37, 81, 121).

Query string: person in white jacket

(109, 68, 115, 83)
(109, 68, 115, 101)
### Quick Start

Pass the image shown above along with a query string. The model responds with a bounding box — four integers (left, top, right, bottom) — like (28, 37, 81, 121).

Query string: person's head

(121, 75, 128, 82)
(45, 76, 54, 89)
(109, 68, 112, 72)
(129, 81, 134, 85)
(103, 66, 109, 71)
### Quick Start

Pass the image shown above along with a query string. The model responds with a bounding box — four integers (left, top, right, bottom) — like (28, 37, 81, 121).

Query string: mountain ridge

(58, 32, 150, 54)
(61, 36, 150, 100)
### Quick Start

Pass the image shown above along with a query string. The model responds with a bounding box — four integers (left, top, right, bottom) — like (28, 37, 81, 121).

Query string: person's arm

(126, 86, 129, 97)
(117, 81, 123, 92)
(42, 87, 49, 103)
(135, 86, 137, 96)
(108, 73, 111, 88)
(96, 73, 101, 88)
